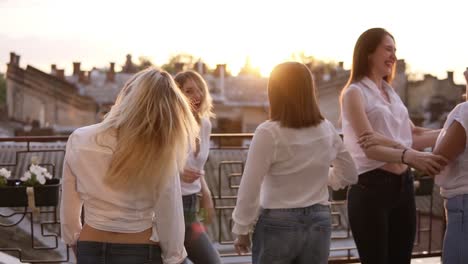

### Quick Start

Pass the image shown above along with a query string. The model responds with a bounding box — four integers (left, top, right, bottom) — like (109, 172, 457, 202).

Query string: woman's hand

(234, 234, 251, 255)
(404, 149, 448, 176)
(358, 131, 404, 149)
(200, 191, 215, 225)
(181, 168, 204, 183)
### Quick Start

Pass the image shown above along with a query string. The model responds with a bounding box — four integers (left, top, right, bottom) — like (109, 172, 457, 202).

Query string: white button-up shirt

(60, 124, 187, 264)
(341, 77, 413, 174)
(232, 120, 358, 235)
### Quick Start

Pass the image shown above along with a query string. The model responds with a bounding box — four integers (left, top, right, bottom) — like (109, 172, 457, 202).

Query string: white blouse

(60, 124, 187, 264)
(341, 77, 413, 174)
(435, 102, 468, 198)
(181, 117, 212, 195)
(232, 120, 358, 235)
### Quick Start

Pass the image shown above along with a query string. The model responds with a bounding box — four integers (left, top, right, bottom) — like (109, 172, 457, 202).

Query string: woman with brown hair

(341, 28, 447, 263)
(232, 62, 358, 264)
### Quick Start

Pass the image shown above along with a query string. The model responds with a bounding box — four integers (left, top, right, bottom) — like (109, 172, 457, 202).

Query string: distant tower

(122, 54, 137, 73)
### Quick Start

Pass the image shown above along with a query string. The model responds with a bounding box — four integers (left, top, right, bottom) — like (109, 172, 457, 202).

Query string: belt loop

(148, 244, 153, 261)
(101, 242, 107, 263)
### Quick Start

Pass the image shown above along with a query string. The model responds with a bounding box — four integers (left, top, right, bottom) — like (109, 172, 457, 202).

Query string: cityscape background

(0, 0, 467, 82)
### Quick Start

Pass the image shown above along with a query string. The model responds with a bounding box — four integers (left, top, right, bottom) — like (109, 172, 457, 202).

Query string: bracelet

(401, 149, 409, 164)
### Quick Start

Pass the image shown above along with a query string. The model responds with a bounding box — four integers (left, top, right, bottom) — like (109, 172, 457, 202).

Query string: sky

(0, 0, 467, 83)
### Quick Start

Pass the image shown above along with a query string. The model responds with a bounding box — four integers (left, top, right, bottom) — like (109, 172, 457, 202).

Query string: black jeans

(76, 241, 166, 264)
(347, 168, 416, 264)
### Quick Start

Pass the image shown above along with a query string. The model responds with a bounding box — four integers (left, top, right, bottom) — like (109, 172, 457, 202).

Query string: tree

(289, 52, 338, 81)
(238, 56, 261, 77)
(137, 56, 154, 71)
(161, 53, 196, 74)
(0, 73, 6, 106)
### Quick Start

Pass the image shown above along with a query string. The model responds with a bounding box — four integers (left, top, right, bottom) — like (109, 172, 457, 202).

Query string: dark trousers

(347, 168, 416, 264)
(76, 241, 165, 264)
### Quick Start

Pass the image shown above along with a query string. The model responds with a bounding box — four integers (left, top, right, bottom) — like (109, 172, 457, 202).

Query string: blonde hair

(174, 70, 214, 121)
(97, 68, 199, 191)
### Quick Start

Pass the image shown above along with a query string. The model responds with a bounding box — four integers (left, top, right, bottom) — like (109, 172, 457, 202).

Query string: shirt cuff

(162, 248, 187, 264)
(232, 222, 251, 235)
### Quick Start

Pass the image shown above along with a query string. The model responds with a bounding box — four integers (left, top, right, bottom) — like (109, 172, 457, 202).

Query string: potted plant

(0, 158, 60, 208)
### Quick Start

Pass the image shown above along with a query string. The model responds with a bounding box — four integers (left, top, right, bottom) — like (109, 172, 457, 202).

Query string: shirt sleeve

(453, 103, 468, 146)
(60, 134, 84, 245)
(232, 126, 275, 235)
(152, 165, 187, 264)
(328, 127, 359, 190)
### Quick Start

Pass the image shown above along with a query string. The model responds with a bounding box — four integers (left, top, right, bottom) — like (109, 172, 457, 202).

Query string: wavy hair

(97, 68, 199, 191)
(174, 70, 214, 121)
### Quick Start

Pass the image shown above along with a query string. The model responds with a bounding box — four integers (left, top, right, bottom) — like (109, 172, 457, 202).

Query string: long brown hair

(340, 28, 395, 104)
(268, 62, 324, 128)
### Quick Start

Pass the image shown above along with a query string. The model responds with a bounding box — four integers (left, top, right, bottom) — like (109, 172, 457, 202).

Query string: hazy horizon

(1, 0, 467, 83)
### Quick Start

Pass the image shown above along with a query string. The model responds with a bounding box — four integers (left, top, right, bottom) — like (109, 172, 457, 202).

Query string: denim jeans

(76, 241, 166, 264)
(182, 194, 222, 264)
(443, 194, 468, 264)
(252, 204, 331, 264)
(347, 168, 416, 264)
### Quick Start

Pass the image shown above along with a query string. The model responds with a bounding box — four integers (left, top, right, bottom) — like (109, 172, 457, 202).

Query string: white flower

(21, 164, 52, 185)
(0, 168, 11, 179)
(21, 171, 32, 182)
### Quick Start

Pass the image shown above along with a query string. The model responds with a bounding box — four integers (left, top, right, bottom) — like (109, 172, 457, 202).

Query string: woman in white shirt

(60, 68, 198, 264)
(174, 71, 221, 264)
(341, 28, 447, 264)
(433, 69, 468, 263)
(232, 62, 358, 264)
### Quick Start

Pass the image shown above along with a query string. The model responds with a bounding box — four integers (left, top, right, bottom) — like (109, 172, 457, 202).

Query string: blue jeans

(252, 204, 331, 264)
(443, 194, 468, 264)
(76, 241, 169, 264)
(182, 194, 222, 264)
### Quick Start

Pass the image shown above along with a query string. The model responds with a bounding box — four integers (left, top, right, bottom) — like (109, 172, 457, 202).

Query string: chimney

(447, 71, 454, 82)
(78, 70, 88, 83)
(174, 62, 184, 73)
(88, 70, 93, 83)
(51, 64, 57, 74)
(338, 61, 344, 69)
(396, 59, 406, 73)
(56, 69, 65, 79)
(215, 64, 227, 77)
(73, 62, 81, 76)
(10, 52, 16, 65)
(15, 55, 20, 65)
(106, 62, 115, 82)
(195, 60, 206, 74)
(215, 64, 226, 96)
(123, 54, 136, 73)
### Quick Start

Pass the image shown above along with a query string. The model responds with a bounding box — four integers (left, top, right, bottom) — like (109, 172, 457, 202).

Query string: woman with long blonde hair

(174, 70, 221, 264)
(61, 68, 198, 264)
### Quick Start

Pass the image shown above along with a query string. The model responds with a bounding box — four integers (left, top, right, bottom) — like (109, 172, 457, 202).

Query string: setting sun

(0, 0, 467, 82)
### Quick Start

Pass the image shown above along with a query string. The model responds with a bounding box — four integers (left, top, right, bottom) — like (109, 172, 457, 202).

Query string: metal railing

(0, 135, 444, 263)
